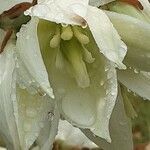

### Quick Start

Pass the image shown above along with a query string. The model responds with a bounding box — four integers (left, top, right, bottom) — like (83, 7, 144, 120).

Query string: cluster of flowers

(0, 0, 149, 149)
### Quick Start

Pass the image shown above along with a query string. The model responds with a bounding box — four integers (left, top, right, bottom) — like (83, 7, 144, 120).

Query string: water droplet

(127, 89, 131, 92)
(133, 92, 137, 96)
(129, 66, 132, 69)
(105, 67, 109, 72)
(134, 69, 139, 74)
(82, 23, 87, 29)
(100, 80, 104, 86)
(47, 112, 54, 121)
(37, 88, 47, 97)
(111, 92, 116, 96)
(61, 23, 68, 27)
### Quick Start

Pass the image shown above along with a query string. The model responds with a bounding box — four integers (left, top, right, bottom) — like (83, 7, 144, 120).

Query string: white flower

(105, 0, 150, 100)
(0, 0, 131, 149)
(25, 0, 127, 69)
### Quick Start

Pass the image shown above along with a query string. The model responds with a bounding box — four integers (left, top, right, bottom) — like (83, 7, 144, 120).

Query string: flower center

(49, 25, 95, 88)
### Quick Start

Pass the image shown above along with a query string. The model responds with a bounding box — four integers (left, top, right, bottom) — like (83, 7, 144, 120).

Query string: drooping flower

(0, 0, 138, 149)
(23, 0, 130, 143)
(102, 0, 150, 100)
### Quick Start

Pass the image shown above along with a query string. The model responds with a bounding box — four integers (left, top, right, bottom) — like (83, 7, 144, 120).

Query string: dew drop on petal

(61, 23, 68, 27)
(47, 112, 54, 121)
(134, 69, 139, 74)
(100, 80, 104, 86)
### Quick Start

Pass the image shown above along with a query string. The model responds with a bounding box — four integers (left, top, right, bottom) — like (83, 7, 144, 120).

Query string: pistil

(61, 26, 73, 41)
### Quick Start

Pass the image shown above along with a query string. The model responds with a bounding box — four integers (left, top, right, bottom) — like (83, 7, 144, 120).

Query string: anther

(61, 26, 73, 41)
(50, 26, 61, 48)
(81, 45, 95, 64)
(72, 27, 89, 45)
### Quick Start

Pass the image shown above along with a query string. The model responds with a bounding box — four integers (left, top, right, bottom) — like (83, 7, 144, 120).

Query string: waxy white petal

(25, 0, 89, 25)
(106, 11, 150, 72)
(89, 62, 117, 142)
(82, 89, 133, 150)
(0, 0, 32, 14)
(42, 34, 117, 141)
(16, 17, 54, 98)
(85, 6, 127, 69)
(0, 42, 20, 150)
(36, 103, 59, 150)
(56, 120, 97, 148)
(14, 89, 58, 149)
(138, 0, 150, 18)
(118, 69, 150, 100)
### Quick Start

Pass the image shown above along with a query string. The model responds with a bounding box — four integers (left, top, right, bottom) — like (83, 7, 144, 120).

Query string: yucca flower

(0, 0, 149, 150)
(103, 0, 150, 101)
(0, 0, 128, 149)
(23, 0, 129, 144)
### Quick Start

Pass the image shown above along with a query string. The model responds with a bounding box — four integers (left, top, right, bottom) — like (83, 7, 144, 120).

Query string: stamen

(61, 26, 73, 41)
(72, 27, 89, 45)
(81, 45, 95, 64)
(50, 26, 61, 48)
(61, 39, 90, 88)
(55, 48, 65, 69)
(0, 29, 13, 54)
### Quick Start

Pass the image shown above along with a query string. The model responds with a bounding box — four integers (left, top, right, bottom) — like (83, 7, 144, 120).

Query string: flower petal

(55, 120, 97, 148)
(108, 1, 150, 23)
(85, 6, 127, 69)
(14, 88, 58, 149)
(41, 28, 117, 141)
(0, 0, 32, 14)
(0, 42, 20, 149)
(138, 0, 150, 18)
(106, 11, 150, 72)
(16, 17, 54, 98)
(118, 68, 150, 100)
(36, 103, 59, 150)
(82, 89, 133, 150)
(25, 0, 89, 25)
